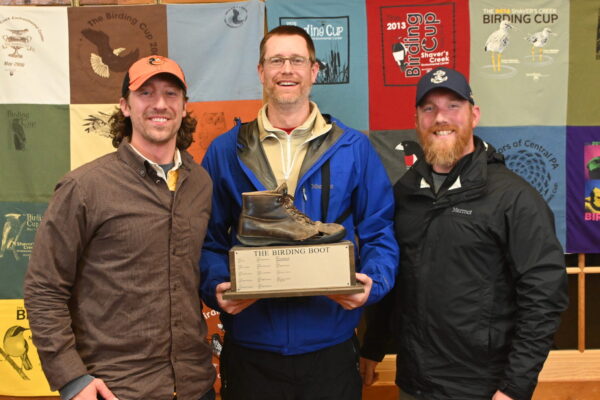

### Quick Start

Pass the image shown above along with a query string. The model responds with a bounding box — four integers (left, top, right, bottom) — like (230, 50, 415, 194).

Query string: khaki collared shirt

(258, 102, 331, 195)
(24, 142, 215, 400)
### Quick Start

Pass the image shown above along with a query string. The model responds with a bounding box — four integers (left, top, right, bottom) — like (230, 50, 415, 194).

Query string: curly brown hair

(108, 107, 197, 150)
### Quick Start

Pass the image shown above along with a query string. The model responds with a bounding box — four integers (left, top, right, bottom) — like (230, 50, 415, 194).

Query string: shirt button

(139, 170, 146, 176)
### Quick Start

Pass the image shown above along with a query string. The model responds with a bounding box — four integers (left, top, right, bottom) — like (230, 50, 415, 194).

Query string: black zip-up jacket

(361, 137, 568, 400)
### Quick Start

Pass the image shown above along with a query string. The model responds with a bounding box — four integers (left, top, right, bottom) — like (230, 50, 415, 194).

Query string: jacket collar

(258, 101, 331, 142)
(236, 114, 345, 190)
(399, 136, 501, 199)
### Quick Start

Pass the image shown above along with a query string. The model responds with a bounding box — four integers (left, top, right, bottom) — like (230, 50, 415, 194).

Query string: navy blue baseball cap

(415, 67, 474, 106)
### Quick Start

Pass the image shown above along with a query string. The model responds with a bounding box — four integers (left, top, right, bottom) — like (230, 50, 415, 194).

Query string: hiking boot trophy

(237, 183, 346, 247)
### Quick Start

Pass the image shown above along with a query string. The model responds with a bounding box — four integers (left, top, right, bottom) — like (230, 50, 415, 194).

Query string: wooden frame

(543, 254, 600, 388)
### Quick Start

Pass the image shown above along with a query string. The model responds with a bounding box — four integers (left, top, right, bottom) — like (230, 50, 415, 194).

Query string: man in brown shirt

(24, 55, 215, 400)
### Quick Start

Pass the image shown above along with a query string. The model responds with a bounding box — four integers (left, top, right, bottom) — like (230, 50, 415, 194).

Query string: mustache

(426, 125, 458, 133)
(144, 113, 173, 119)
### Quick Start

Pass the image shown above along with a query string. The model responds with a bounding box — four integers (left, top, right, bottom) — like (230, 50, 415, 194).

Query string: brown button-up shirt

(24, 142, 215, 400)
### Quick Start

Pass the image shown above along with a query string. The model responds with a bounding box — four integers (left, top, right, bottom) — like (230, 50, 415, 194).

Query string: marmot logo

(451, 207, 472, 215)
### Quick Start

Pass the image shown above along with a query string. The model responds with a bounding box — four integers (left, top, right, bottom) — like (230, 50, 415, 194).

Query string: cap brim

(416, 87, 473, 106)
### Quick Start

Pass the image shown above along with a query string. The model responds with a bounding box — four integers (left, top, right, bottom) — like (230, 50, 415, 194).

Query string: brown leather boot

(237, 183, 346, 246)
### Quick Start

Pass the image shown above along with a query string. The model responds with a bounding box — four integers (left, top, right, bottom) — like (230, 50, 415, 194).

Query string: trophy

(223, 184, 364, 299)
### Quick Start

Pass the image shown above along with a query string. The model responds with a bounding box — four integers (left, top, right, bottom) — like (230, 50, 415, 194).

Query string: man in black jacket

(360, 67, 568, 400)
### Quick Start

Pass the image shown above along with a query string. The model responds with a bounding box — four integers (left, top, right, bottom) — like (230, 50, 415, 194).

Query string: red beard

(418, 125, 472, 170)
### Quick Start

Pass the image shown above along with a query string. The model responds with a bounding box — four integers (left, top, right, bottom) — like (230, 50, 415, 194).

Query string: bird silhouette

(231, 8, 244, 25)
(485, 21, 513, 72)
(525, 27, 557, 61)
(11, 118, 26, 150)
(0, 213, 25, 260)
(3, 326, 32, 371)
(392, 42, 407, 72)
(395, 140, 423, 169)
(316, 58, 330, 82)
(585, 186, 600, 213)
(81, 28, 139, 78)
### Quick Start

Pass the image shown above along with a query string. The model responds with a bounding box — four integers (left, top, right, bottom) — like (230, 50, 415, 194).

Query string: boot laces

(280, 193, 316, 225)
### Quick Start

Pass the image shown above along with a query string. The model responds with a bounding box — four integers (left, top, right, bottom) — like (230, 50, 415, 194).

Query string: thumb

(216, 281, 232, 294)
(94, 379, 118, 400)
(359, 358, 379, 386)
(365, 366, 379, 386)
(356, 273, 372, 286)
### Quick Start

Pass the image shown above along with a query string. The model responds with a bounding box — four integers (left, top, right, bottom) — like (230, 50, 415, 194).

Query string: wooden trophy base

(223, 240, 362, 300)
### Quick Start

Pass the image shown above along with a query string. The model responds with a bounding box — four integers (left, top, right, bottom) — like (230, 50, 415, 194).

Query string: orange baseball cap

(122, 55, 187, 96)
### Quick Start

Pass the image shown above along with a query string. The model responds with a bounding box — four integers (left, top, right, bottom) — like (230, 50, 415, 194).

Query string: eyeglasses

(264, 56, 311, 68)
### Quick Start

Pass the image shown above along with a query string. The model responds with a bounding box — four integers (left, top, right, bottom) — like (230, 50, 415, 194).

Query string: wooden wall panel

(0, 0, 71, 5)
(77, 0, 154, 5)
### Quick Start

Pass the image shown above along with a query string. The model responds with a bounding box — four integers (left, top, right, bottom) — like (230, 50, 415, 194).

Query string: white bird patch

(525, 27, 557, 61)
(485, 21, 513, 72)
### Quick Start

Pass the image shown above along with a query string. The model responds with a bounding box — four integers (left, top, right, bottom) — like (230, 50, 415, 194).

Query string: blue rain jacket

(200, 116, 399, 355)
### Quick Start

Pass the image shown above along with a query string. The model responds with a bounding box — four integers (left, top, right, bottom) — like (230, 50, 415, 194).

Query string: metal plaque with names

(223, 240, 363, 299)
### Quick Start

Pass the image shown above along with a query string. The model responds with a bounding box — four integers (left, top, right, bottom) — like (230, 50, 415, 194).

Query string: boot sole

(236, 229, 346, 247)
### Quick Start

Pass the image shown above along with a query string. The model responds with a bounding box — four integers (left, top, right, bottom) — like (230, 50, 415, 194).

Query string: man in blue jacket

(200, 25, 398, 399)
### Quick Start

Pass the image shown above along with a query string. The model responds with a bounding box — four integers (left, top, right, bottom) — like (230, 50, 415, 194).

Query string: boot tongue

(274, 182, 288, 195)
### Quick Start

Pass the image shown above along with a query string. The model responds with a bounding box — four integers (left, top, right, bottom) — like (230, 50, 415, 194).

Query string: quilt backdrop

(366, 0, 471, 130)
(1, 0, 599, 395)
(0, 1, 264, 395)
(469, 0, 569, 127)
(266, 0, 370, 131)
